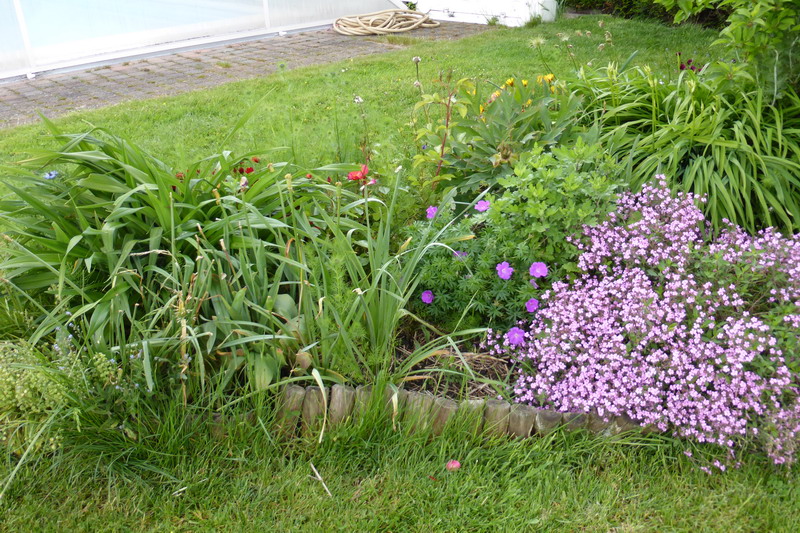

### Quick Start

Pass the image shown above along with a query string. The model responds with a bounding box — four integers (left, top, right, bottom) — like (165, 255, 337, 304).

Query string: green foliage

(296, 171, 482, 382)
(408, 140, 624, 329)
(0, 124, 352, 400)
(655, 0, 800, 95)
(0, 342, 66, 421)
(573, 62, 800, 233)
(563, 0, 607, 10)
(412, 75, 585, 195)
(608, 0, 676, 24)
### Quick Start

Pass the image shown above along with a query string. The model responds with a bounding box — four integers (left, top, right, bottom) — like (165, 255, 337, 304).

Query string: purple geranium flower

(426, 206, 438, 219)
(529, 262, 548, 278)
(526, 298, 539, 313)
(505, 327, 525, 346)
(496, 261, 514, 280)
(421, 290, 434, 304)
(453, 250, 468, 260)
(475, 200, 490, 212)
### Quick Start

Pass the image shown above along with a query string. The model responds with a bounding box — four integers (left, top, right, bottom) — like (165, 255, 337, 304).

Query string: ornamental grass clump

(487, 179, 800, 465)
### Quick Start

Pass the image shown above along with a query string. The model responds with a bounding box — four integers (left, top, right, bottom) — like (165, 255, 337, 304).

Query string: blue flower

(43, 170, 59, 180)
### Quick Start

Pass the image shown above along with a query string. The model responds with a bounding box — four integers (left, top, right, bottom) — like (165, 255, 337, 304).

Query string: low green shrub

(563, 0, 607, 10)
(0, 342, 67, 435)
(655, 0, 800, 96)
(563, 0, 730, 27)
(0, 124, 352, 399)
(408, 140, 624, 330)
(573, 63, 800, 233)
(0, 124, 476, 408)
(412, 75, 584, 195)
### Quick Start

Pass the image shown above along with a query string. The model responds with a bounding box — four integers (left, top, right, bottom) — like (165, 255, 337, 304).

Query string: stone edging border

(272, 384, 657, 439)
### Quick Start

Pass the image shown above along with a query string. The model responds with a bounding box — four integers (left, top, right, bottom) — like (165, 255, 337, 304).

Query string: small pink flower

(506, 327, 525, 346)
(526, 298, 539, 313)
(426, 206, 438, 219)
(421, 290, 434, 304)
(446, 460, 461, 471)
(529, 262, 548, 278)
(475, 200, 490, 212)
(496, 261, 514, 280)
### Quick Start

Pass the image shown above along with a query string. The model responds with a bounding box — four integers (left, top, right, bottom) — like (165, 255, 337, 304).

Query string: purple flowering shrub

(487, 179, 800, 465)
(408, 142, 623, 330)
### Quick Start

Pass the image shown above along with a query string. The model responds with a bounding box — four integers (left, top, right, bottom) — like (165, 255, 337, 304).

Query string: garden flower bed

(1, 7, 799, 519)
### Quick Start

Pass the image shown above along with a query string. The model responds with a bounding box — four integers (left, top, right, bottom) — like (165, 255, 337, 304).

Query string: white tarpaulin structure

(416, 0, 557, 26)
(0, 0, 406, 79)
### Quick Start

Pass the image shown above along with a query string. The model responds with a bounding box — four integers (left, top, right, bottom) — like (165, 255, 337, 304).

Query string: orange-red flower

(347, 164, 369, 181)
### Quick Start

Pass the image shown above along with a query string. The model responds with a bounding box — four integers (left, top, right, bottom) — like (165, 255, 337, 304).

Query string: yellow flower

(500, 84, 506, 90)
(492, 90, 501, 99)
(506, 78, 515, 87)
(537, 73, 556, 84)
(525, 99, 532, 106)
(479, 104, 485, 114)
(522, 79, 529, 87)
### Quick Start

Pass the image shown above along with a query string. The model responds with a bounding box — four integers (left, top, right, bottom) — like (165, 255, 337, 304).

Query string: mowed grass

(0, 17, 720, 174)
(2, 409, 798, 532)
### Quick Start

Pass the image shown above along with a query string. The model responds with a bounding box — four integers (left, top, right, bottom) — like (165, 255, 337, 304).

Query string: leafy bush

(563, 0, 607, 10)
(0, 331, 148, 454)
(0, 125, 355, 399)
(487, 180, 800, 465)
(605, 0, 679, 24)
(655, 0, 800, 95)
(0, 124, 475, 408)
(412, 76, 584, 195)
(408, 140, 624, 330)
(564, 0, 730, 26)
(1, 342, 67, 443)
(292, 169, 480, 383)
(573, 63, 800, 233)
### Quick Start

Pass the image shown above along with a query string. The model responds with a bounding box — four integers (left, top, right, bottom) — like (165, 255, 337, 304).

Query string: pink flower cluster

(487, 180, 800, 465)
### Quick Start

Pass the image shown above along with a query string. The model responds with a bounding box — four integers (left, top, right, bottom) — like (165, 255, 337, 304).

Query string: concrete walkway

(0, 22, 490, 130)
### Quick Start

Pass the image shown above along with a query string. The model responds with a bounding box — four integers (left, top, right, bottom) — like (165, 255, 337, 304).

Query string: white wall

(415, 0, 557, 26)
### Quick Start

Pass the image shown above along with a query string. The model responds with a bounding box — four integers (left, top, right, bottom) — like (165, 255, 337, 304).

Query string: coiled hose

(333, 9, 440, 36)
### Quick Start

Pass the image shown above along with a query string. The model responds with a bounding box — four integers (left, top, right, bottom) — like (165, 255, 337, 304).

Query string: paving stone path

(0, 22, 490, 130)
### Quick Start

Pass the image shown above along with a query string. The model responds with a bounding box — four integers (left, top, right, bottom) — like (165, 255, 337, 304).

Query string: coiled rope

(333, 9, 440, 36)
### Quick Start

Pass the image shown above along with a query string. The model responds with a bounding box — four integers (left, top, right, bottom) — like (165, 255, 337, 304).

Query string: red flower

(251, 157, 260, 163)
(306, 173, 313, 178)
(347, 164, 369, 181)
(237, 167, 245, 174)
(245, 167, 254, 174)
(175, 172, 185, 178)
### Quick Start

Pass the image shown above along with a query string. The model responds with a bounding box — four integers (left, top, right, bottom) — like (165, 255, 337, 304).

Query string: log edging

(272, 384, 652, 440)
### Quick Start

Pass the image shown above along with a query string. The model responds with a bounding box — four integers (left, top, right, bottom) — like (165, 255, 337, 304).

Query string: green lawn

(0, 17, 719, 173)
(2, 412, 798, 532)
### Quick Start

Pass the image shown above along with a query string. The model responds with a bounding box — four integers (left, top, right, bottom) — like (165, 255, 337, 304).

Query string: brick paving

(0, 22, 490, 130)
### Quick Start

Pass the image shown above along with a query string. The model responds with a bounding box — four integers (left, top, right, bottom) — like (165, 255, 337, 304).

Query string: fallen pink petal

(446, 460, 461, 471)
